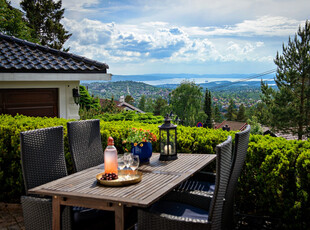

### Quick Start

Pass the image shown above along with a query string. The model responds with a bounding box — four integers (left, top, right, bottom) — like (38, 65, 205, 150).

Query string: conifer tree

(153, 97, 168, 116)
(237, 104, 247, 121)
(0, 0, 36, 42)
(20, 0, 71, 51)
(138, 95, 146, 111)
(203, 89, 213, 128)
(261, 20, 310, 140)
(213, 105, 223, 122)
(225, 99, 236, 121)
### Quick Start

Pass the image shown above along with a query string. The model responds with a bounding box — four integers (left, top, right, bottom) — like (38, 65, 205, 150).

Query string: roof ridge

(0, 33, 108, 69)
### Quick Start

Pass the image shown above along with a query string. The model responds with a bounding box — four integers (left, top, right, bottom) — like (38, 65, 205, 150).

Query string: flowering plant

(122, 128, 157, 151)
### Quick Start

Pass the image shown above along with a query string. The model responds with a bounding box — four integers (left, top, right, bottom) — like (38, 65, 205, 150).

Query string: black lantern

(159, 114, 178, 161)
(72, 88, 80, 105)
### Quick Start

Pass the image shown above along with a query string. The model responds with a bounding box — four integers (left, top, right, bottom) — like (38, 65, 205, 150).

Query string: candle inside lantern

(164, 144, 172, 155)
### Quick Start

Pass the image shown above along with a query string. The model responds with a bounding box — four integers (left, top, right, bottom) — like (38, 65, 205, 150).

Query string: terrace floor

(0, 202, 278, 230)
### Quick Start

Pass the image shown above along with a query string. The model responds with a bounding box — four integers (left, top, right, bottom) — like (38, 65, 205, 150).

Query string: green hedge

(237, 134, 310, 229)
(95, 111, 164, 124)
(0, 114, 309, 229)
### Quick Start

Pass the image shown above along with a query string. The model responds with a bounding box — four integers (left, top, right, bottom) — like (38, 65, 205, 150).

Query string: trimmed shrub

(0, 114, 309, 229)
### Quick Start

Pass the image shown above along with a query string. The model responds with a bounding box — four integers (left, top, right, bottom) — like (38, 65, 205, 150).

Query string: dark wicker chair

(137, 136, 233, 230)
(223, 125, 251, 230)
(67, 119, 115, 229)
(173, 125, 251, 229)
(20, 126, 72, 230)
(67, 119, 104, 172)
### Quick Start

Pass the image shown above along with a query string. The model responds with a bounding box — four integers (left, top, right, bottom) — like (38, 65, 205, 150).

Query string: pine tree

(237, 104, 247, 121)
(225, 99, 236, 121)
(145, 98, 154, 113)
(213, 105, 223, 122)
(153, 97, 168, 116)
(20, 0, 71, 51)
(261, 20, 310, 140)
(0, 0, 36, 42)
(203, 89, 213, 128)
(138, 95, 146, 111)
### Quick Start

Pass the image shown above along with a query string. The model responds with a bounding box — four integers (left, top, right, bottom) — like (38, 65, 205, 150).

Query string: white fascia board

(0, 73, 112, 81)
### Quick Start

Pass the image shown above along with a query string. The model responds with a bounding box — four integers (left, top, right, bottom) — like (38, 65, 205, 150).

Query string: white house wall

(0, 81, 80, 120)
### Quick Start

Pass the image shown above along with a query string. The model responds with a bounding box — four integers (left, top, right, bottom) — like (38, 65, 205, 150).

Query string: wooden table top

(29, 153, 216, 208)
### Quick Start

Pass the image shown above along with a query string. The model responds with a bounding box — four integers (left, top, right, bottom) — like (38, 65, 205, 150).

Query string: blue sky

(11, 0, 310, 75)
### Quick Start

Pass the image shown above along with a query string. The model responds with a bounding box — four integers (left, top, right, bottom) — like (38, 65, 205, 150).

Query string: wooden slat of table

(29, 153, 216, 230)
(29, 153, 216, 207)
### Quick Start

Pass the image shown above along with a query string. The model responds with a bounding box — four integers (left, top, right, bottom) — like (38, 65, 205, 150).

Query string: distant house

(0, 33, 111, 119)
(262, 126, 307, 140)
(116, 96, 145, 113)
(215, 120, 247, 131)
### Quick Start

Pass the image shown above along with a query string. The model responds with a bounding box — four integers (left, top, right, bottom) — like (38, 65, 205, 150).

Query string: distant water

(82, 73, 276, 86)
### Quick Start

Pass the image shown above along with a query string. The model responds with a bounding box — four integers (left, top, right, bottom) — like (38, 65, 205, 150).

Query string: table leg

(115, 203, 125, 230)
(52, 196, 61, 230)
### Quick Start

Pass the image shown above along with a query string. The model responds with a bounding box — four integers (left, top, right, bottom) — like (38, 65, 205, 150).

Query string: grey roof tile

(0, 33, 109, 73)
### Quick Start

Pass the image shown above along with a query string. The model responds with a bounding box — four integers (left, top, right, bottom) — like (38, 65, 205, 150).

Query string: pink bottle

(104, 137, 118, 175)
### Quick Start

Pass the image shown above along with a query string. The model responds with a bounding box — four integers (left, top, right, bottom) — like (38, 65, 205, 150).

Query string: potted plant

(123, 128, 157, 164)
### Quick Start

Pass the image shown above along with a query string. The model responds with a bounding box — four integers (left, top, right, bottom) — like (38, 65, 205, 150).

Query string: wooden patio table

(29, 153, 216, 230)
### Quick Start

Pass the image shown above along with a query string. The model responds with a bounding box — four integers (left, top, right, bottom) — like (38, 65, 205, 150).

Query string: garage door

(0, 88, 58, 118)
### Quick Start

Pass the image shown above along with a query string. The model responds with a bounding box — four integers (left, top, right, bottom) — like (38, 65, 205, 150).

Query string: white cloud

(64, 15, 296, 66)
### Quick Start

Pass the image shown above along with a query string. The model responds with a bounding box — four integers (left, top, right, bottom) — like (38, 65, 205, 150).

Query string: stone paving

(0, 203, 24, 230)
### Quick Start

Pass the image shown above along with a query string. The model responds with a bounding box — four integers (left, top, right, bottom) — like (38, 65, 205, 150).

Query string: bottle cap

(108, 136, 114, 145)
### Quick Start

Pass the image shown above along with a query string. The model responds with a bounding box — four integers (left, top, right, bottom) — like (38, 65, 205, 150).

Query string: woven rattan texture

(223, 125, 251, 229)
(20, 126, 72, 230)
(137, 136, 232, 230)
(20, 126, 68, 192)
(21, 196, 71, 230)
(67, 119, 104, 172)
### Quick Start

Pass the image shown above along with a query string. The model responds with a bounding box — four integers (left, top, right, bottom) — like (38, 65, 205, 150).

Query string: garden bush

(237, 134, 310, 229)
(0, 114, 309, 229)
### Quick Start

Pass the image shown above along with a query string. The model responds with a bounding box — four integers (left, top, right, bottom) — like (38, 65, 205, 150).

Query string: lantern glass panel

(160, 129, 176, 156)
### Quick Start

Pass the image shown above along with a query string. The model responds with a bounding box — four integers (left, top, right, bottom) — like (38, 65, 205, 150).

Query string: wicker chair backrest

(208, 135, 232, 230)
(223, 125, 251, 229)
(20, 126, 68, 193)
(67, 119, 104, 172)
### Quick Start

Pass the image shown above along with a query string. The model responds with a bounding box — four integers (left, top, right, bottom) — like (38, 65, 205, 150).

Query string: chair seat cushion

(149, 200, 209, 222)
(177, 180, 215, 193)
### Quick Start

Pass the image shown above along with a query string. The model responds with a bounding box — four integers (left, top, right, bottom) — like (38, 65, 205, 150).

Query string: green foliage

(170, 80, 204, 126)
(0, 114, 74, 201)
(125, 95, 134, 105)
(95, 111, 164, 124)
(138, 95, 146, 111)
(204, 89, 212, 128)
(246, 116, 263, 135)
(261, 20, 310, 140)
(236, 104, 247, 121)
(20, 0, 71, 51)
(1, 114, 309, 229)
(225, 98, 237, 120)
(145, 97, 155, 113)
(0, 0, 37, 42)
(79, 85, 101, 111)
(82, 81, 171, 107)
(213, 105, 223, 123)
(237, 135, 310, 229)
(153, 97, 168, 116)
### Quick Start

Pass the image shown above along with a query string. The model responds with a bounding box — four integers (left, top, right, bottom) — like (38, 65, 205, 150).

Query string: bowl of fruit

(96, 170, 142, 187)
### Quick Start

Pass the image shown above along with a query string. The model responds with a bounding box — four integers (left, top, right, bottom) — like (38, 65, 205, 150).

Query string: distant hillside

(81, 81, 172, 104)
